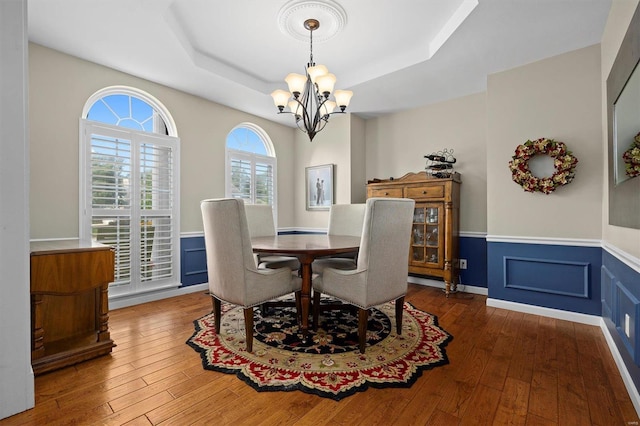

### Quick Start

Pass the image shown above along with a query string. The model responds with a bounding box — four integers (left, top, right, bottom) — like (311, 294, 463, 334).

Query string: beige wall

(350, 114, 367, 204)
(601, 0, 640, 259)
(29, 43, 296, 238)
(289, 114, 367, 230)
(364, 92, 487, 233)
(486, 44, 603, 239)
(292, 113, 353, 229)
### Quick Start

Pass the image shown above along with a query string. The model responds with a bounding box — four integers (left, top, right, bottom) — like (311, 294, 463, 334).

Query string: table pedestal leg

(299, 256, 313, 340)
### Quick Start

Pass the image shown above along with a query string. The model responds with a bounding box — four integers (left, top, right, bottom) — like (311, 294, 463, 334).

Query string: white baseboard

(600, 319, 640, 418)
(485, 298, 601, 325)
(109, 283, 208, 310)
(407, 275, 488, 296)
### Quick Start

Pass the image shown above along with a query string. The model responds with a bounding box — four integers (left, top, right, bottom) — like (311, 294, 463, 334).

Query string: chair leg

(243, 307, 254, 353)
(212, 296, 222, 334)
(395, 296, 405, 335)
(358, 308, 368, 354)
(312, 290, 321, 330)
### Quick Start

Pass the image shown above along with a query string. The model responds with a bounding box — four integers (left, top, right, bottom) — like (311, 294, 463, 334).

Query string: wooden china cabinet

(367, 171, 461, 296)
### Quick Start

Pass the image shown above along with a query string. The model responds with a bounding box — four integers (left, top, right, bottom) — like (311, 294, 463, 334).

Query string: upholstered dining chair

(244, 204, 300, 271)
(312, 203, 366, 273)
(200, 198, 301, 352)
(312, 197, 415, 353)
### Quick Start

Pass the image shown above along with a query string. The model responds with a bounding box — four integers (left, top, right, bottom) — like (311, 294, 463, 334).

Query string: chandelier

(270, 19, 353, 142)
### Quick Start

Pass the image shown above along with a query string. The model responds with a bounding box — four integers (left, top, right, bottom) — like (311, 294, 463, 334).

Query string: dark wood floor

(2, 284, 638, 425)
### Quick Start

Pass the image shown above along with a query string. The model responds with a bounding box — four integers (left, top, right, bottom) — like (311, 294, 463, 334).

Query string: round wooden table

(251, 234, 360, 337)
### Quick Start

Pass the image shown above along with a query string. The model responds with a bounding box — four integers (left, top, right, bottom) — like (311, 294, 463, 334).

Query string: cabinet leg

(445, 281, 450, 298)
(97, 285, 111, 342)
(31, 294, 45, 359)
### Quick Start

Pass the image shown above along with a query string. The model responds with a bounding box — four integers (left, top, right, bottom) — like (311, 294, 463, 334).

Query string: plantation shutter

(229, 156, 252, 201)
(139, 142, 174, 282)
(90, 133, 133, 286)
(82, 122, 179, 295)
(227, 150, 275, 205)
(255, 161, 273, 205)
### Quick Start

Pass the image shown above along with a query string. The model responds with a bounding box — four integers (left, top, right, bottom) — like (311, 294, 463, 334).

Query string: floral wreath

(622, 132, 640, 178)
(508, 138, 578, 194)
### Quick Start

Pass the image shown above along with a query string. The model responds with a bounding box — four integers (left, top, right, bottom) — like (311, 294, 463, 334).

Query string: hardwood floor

(2, 284, 638, 425)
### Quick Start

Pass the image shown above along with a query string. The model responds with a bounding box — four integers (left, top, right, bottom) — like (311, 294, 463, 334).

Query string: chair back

(200, 198, 257, 305)
(244, 204, 276, 238)
(327, 204, 366, 237)
(357, 197, 415, 304)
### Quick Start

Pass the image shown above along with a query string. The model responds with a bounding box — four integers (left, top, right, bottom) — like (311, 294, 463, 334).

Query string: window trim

(82, 85, 178, 137)
(79, 87, 181, 298)
(225, 123, 278, 220)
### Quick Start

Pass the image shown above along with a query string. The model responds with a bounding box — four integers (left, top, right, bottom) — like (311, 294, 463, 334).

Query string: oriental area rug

(186, 298, 452, 400)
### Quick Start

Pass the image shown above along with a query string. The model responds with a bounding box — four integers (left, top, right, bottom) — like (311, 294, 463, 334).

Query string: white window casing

(80, 120, 181, 297)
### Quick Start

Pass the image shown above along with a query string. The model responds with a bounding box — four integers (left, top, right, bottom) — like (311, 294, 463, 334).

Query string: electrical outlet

(459, 259, 467, 269)
(625, 314, 631, 338)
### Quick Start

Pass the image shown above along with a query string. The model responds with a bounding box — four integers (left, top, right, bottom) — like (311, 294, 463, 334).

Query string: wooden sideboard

(30, 240, 115, 375)
(367, 171, 461, 296)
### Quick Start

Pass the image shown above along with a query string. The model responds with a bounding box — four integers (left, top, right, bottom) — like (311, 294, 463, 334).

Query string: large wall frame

(607, 2, 640, 229)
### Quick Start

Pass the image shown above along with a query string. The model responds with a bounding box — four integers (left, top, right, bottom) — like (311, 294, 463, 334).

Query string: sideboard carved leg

(97, 285, 111, 342)
(31, 294, 45, 359)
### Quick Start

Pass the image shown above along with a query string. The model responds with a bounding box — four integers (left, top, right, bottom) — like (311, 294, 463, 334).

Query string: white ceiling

(27, 0, 612, 126)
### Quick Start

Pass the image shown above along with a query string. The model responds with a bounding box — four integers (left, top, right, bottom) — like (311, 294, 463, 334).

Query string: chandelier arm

(312, 95, 328, 127)
(285, 96, 316, 139)
(302, 82, 315, 134)
(314, 115, 329, 133)
(296, 116, 311, 136)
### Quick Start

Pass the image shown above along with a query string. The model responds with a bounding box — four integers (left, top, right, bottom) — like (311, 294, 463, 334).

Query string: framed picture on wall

(306, 164, 334, 210)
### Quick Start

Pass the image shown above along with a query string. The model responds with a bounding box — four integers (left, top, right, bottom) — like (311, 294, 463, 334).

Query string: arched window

(225, 123, 276, 207)
(80, 86, 180, 298)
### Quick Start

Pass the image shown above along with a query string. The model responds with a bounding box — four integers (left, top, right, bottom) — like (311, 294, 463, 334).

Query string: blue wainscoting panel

(616, 282, 640, 363)
(504, 257, 589, 298)
(601, 265, 615, 321)
(602, 249, 640, 388)
(180, 236, 208, 286)
(488, 242, 601, 315)
(459, 235, 487, 288)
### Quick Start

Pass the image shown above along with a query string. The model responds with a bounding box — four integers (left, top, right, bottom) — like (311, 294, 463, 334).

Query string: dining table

(251, 234, 360, 338)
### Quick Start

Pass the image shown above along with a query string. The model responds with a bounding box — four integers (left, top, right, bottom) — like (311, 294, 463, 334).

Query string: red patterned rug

(186, 298, 452, 400)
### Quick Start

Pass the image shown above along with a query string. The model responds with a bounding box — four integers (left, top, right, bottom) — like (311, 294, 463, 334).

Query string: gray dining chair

(244, 204, 300, 271)
(312, 203, 366, 274)
(200, 198, 302, 352)
(312, 197, 415, 353)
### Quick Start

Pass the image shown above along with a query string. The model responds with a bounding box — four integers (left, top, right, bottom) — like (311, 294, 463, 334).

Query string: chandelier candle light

(271, 19, 353, 141)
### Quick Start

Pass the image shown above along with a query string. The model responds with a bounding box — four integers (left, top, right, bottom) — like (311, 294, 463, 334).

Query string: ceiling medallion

(277, 0, 347, 43)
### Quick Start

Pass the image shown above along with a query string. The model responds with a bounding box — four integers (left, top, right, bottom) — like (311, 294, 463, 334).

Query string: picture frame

(306, 164, 334, 210)
(606, 2, 640, 229)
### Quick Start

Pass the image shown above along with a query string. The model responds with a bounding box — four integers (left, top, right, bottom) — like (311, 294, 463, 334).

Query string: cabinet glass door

(410, 203, 443, 268)
(411, 207, 425, 262)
